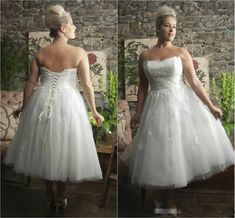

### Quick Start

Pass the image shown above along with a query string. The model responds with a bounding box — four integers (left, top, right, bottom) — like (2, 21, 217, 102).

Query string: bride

(4, 5, 104, 214)
(121, 5, 234, 216)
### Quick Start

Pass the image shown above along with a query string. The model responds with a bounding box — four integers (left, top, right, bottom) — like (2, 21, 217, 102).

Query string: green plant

(211, 72, 234, 135)
(1, 34, 54, 90)
(118, 40, 149, 98)
(1, 35, 28, 90)
(98, 70, 118, 135)
(118, 41, 125, 98)
(123, 41, 149, 86)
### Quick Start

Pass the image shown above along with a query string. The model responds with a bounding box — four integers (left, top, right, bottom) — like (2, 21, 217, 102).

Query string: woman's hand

(131, 112, 141, 127)
(92, 111, 104, 127)
(209, 105, 222, 119)
(12, 107, 23, 119)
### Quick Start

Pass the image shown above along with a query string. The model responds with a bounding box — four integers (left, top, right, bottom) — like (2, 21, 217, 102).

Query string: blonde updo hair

(156, 5, 176, 33)
(45, 5, 71, 38)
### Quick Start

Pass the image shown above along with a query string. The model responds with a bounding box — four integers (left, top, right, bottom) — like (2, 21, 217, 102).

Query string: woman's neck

(155, 40, 173, 49)
(53, 36, 68, 45)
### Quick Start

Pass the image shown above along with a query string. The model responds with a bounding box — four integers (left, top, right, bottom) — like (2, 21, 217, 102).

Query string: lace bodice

(40, 67, 78, 89)
(143, 56, 183, 90)
(38, 67, 78, 122)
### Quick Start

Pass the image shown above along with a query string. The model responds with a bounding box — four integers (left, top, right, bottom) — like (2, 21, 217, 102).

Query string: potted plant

(211, 72, 234, 140)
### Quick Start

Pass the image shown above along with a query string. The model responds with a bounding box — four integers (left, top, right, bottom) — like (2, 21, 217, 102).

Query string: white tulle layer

(121, 82, 235, 189)
(4, 85, 102, 182)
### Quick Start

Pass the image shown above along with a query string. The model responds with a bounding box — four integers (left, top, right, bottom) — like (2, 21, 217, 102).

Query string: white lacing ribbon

(38, 73, 60, 122)
(38, 104, 52, 122)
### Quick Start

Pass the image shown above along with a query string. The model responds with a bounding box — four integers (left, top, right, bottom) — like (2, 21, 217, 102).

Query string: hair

(45, 5, 71, 38)
(156, 5, 176, 32)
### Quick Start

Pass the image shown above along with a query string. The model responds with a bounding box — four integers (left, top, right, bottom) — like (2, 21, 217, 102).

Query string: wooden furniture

(97, 143, 117, 207)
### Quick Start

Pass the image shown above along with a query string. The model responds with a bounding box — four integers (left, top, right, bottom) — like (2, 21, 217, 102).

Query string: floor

(1, 165, 234, 217)
(118, 166, 234, 217)
(1, 166, 116, 217)
(118, 182, 234, 217)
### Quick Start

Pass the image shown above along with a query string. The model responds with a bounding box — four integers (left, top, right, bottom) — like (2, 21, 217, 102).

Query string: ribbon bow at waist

(38, 101, 52, 122)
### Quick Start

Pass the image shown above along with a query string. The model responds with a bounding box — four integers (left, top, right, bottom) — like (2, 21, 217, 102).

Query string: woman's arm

(180, 48, 222, 119)
(136, 52, 149, 115)
(77, 48, 103, 125)
(78, 49, 97, 114)
(13, 56, 40, 118)
(22, 56, 40, 109)
(131, 52, 149, 125)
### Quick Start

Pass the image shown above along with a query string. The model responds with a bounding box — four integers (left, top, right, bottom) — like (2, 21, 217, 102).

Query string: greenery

(88, 70, 118, 144)
(1, 34, 52, 91)
(122, 41, 149, 86)
(118, 41, 125, 98)
(1, 35, 28, 90)
(98, 70, 118, 135)
(211, 72, 234, 136)
(118, 40, 149, 98)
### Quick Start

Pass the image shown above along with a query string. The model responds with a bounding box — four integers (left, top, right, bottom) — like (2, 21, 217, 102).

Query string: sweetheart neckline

(143, 56, 181, 65)
(40, 66, 77, 74)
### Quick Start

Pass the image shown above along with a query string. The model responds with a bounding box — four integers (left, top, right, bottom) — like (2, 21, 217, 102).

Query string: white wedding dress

(121, 56, 234, 189)
(4, 67, 102, 182)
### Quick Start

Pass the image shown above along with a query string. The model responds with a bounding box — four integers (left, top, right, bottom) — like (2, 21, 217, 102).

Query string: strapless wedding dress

(121, 56, 234, 189)
(4, 67, 102, 182)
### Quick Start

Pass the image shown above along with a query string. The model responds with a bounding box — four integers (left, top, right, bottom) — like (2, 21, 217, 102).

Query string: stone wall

(118, 0, 234, 82)
(1, 0, 117, 90)
(1, 0, 234, 93)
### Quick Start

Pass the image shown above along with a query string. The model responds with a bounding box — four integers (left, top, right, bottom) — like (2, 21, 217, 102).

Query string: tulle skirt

(4, 86, 103, 182)
(121, 82, 234, 189)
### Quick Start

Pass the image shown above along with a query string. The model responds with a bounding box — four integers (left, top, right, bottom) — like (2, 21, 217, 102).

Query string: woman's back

(37, 44, 81, 72)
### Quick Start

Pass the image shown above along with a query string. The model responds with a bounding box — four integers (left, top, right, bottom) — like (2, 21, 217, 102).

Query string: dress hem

(3, 163, 103, 183)
(129, 162, 234, 190)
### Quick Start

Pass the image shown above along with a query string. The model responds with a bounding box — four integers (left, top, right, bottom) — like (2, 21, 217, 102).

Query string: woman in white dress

(121, 5, 234, 216)
(4, 5, 104, 213)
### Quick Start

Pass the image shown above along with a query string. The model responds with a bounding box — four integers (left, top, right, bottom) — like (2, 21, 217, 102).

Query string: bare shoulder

(72, 46, 87, 59)
(139, 50, 151, 62)
(35, 45, 53, 58)
(70, 45, 84, 53)
(175, 46, 192, 61)
(34, 47, 45, 64)
(36, 45, 52, 54)
(139, 50, 148, 58)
